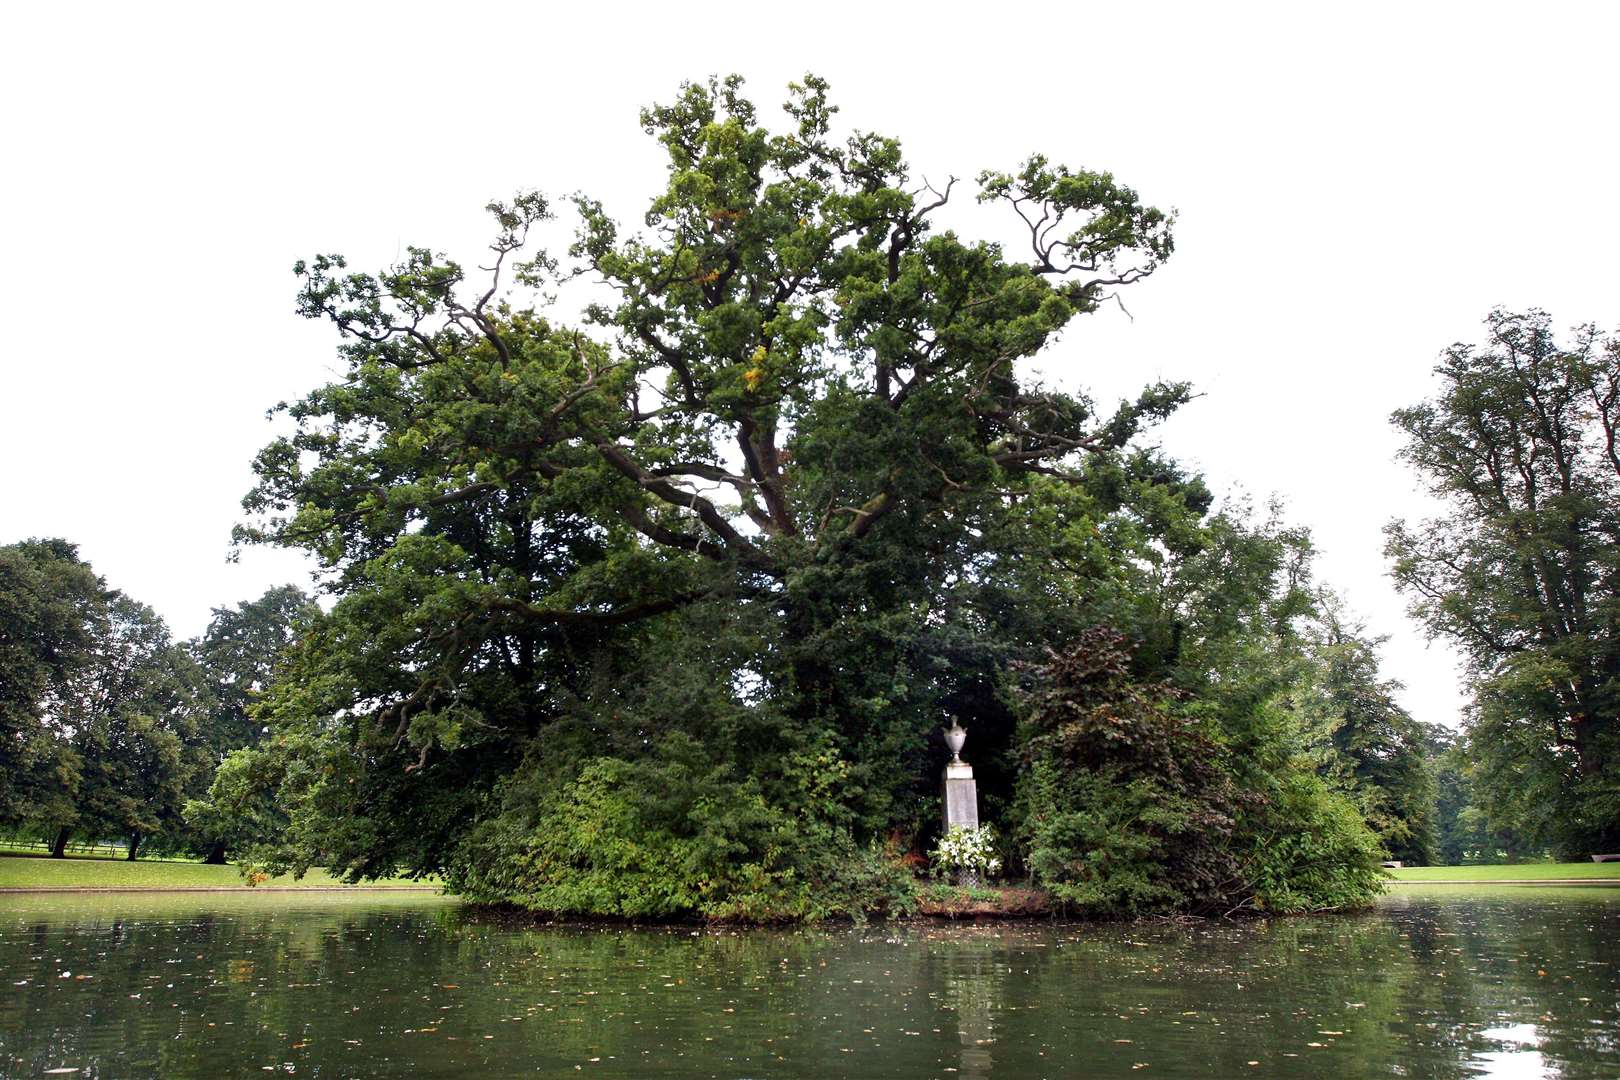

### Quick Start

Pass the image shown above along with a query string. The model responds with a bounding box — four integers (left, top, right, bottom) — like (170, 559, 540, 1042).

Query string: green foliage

(1013, 617, 1384, 916)
(222, 74, 1393, 921)
(180, 586, 316, 861)
(0, 541, 216, 857)
(1015, 628, 1260, 915)
(1387, 310, 1620, 854)
(1, 542, 316, 861)
(918, 881, 1004, 904)
(448, 736, 916, 922)
(191, 586, 317, 757)
(1295, 594, 1439, 864)
(48, 593, 212, 855)
(184, 742, 294, 866)
(1240, 767, 1388, 913)
(1428, 728, 1543, 864)
(0, 539, 106, 827)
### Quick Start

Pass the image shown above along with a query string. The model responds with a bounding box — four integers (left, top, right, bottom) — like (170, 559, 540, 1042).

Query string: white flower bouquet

(931, 825, 1001, 882)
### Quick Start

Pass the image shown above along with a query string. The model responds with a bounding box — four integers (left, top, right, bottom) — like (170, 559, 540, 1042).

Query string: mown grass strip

(0, 851, 435, 890)
(1388, 862, 1620, 882)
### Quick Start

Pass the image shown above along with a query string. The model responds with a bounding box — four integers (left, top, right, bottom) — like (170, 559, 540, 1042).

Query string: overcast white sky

(4, 2, 1617, 728)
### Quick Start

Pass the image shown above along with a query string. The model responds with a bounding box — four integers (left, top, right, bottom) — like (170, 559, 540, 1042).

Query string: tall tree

(47, 594, 210, 859)
(183, 586, 316, 862)
(228, 75, 1381, 917)
(0, 539, 106, 830)
(1387, 309, 1620, 853)
(191, 586, 316, 755)
(237, 76, 1175, 850)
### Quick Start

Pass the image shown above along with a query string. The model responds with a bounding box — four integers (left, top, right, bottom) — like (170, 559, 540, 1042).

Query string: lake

(2, 886, 1617, 1078)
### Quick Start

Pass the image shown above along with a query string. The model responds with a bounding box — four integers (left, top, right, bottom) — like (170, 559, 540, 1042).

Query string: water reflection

(1, 889, 1617, 1078)
(1476, 1024, 1551, 1079)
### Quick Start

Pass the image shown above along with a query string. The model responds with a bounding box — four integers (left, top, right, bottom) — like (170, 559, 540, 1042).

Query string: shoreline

(4, 879, 1617, 900)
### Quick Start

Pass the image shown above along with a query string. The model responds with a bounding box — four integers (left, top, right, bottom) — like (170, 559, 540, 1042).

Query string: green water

(3, 887, 1618, 1078)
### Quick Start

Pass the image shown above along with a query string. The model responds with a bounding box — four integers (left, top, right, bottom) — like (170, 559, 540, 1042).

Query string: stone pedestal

(943, 761, 979, 833)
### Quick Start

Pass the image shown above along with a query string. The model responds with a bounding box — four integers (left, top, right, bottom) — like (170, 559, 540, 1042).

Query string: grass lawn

(0, 847, 435, 890)
(1388, 862, 1620, 882)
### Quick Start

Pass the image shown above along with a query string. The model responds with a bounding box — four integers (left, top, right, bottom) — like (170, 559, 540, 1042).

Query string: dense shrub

(1015, 628, 1255, 914)
(447, 734, 917, 922)
(1014, 628, 1384, 916)
(1241, 767, 1387, 912)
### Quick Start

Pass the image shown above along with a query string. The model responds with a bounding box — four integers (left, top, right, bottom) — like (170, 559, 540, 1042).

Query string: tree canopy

(181, 586, 317, 862)
(48, 592, 209, 859)
(1388, 309, 1620, 855)
(0, 539, 107, 828)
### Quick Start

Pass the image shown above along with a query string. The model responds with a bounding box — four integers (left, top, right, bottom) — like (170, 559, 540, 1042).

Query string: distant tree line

(0, 538, 309, 862)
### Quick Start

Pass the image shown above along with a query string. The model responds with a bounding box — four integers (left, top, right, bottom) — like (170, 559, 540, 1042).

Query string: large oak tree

(229, 76, 1381, 916)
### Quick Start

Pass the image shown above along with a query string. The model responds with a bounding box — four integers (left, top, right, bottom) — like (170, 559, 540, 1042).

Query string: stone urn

(944, 719, 967, 763)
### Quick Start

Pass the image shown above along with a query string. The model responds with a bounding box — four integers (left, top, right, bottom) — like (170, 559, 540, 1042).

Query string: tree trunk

(1573, 714, 1604, 780)
(126, 831, 142, 861)
(1569, 715, 1620, 849)
(203, 840, 229, 865)
(51, 827, 70, 859)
